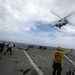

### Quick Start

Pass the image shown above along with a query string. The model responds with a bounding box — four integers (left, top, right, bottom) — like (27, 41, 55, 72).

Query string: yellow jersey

(53, 50, 72, 63)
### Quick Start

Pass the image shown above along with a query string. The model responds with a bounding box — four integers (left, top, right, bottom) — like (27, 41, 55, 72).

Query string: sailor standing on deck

(4, 43, 13, 55)
(52, 46, 73, 75)
(0, 42, 5, 55)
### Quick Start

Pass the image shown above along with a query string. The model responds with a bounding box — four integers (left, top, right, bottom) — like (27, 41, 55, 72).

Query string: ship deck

(0, 47, 75, 75)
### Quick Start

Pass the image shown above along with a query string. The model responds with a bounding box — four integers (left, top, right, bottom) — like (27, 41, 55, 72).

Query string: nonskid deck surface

(0, 48, 75, 75)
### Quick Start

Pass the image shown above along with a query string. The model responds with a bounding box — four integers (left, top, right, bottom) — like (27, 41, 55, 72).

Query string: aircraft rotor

(64, 11, 75, 18)
(51, 11, 62, 19)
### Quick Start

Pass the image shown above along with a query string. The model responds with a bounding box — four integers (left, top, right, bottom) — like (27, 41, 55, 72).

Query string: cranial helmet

(57, 46, 62, 51)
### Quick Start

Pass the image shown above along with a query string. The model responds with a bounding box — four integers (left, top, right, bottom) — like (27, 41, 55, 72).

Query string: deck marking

(64, 55, 75, 66)
(23, 50, 44, 75)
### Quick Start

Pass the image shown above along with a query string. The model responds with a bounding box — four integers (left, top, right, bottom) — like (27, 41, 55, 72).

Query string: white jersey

(8, 43, 13, 48)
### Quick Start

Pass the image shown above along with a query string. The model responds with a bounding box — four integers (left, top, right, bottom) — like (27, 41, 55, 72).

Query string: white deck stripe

(23, 50, 44, 75)
(64, 55, 75, 66)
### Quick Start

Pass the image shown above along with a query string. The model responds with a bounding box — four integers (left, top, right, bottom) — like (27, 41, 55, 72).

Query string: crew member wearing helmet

(52, 46, 73, 75)
(4, 43, 13, 55)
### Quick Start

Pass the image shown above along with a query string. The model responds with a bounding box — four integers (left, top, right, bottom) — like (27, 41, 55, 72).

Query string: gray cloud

(0, 0, 75, 48)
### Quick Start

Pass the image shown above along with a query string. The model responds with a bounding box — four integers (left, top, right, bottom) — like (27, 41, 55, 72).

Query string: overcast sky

(0, 0, 75, 48)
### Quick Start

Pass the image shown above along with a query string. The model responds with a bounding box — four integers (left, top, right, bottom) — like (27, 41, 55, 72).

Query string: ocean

(1, 40, 75, 56)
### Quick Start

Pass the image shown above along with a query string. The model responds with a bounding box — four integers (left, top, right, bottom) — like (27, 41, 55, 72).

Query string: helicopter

(50, 11, 75, 28)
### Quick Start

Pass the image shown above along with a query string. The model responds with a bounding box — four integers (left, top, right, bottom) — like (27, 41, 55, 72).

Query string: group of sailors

(0, 42, 75, 75)
(0, 42, 13, 55)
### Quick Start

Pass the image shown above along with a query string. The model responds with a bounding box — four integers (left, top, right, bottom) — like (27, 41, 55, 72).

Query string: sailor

(4, 43, 13, 55)
(0, 42, 2, 52)
(52, 46, 73, 75)
(0, 42, 5, 54)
